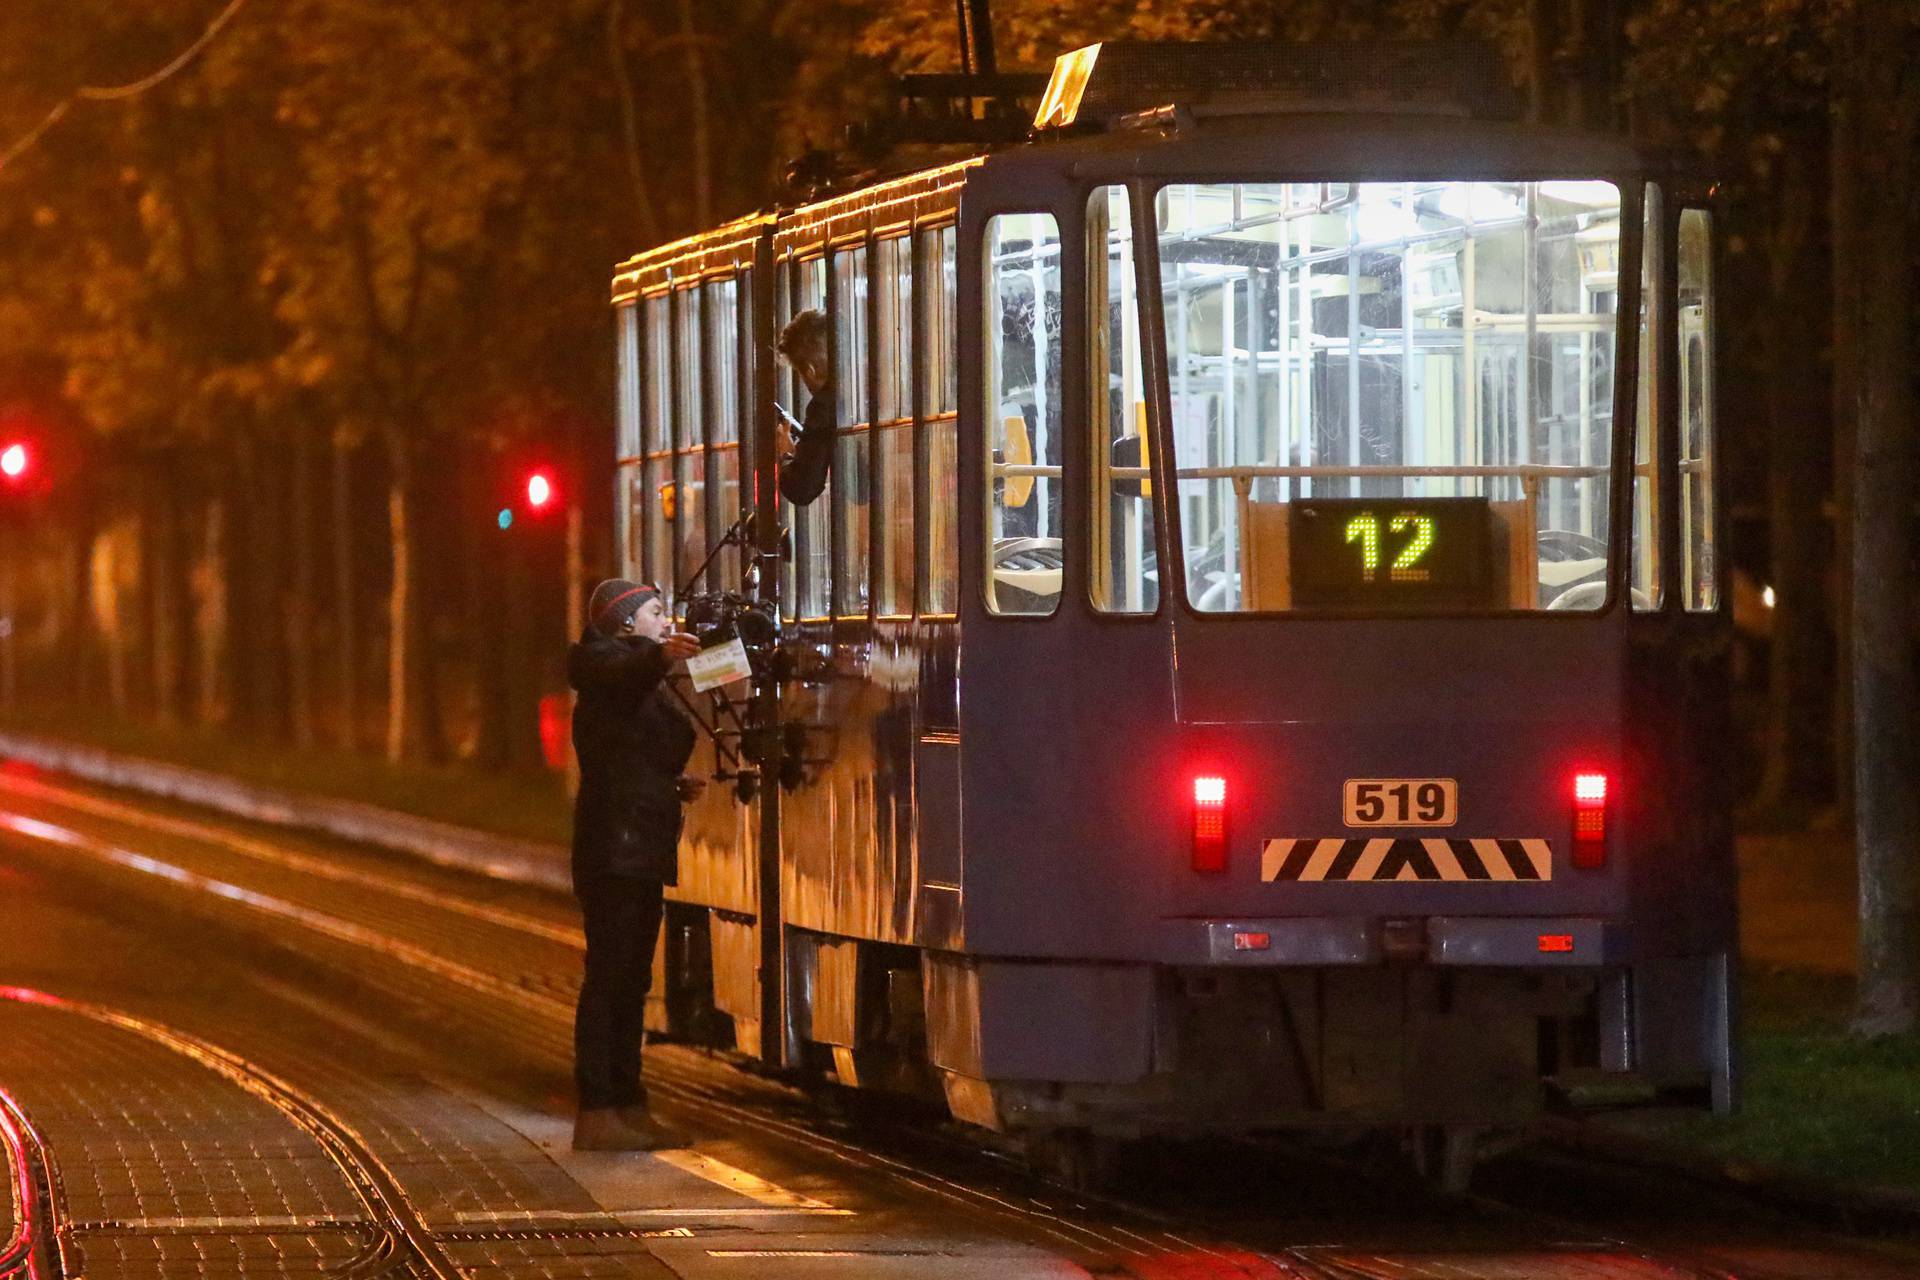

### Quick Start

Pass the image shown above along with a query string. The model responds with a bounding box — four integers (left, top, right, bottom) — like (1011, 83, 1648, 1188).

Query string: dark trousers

(574, 876, 665, 1110)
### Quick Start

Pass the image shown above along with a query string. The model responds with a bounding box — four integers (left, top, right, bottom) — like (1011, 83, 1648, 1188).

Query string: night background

(0, 4, 1917, 1273)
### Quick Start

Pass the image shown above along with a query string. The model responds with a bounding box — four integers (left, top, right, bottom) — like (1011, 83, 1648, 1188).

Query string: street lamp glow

(526, 472, 553, 509)
(0, 444, 26, 479)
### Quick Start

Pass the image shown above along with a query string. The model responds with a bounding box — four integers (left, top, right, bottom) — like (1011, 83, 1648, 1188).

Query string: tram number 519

(1345, 513, 1435, 583)
(1344, 778, 1458, 828)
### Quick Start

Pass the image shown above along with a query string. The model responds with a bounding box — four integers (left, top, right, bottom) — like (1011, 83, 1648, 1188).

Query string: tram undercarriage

(654, 903, 1734, 1164)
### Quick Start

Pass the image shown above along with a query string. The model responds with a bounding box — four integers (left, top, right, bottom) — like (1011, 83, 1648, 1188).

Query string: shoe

(572, 1108, 657, 1152)
(615, 1105, 685, 1150)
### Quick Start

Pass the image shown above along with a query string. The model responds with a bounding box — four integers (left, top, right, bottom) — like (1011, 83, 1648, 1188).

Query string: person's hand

(775, 417, 797, 463)
(676, 775, 707, 802)
(659, 632, 701, 663)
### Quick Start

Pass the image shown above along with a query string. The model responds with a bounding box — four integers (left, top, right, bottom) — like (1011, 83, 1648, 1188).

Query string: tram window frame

(1143, 177, 1635, 621)
(704, 273, 743, 592)
(1678, 206, 1718, 612)
(832, 239, 873, 620)
(982, 210, 1065, 618)
(641, 291, 673, 592)
(616, 303, 642, 578)
(873, 231, 916, 619)
(1088, 184, 1160, 616)
(1631, 184, 1666, 612)
(775, 261, 797, 623)
(672, 284, 708, 614)
(794, 253, 831, 622)
(918, 221, 960, 616)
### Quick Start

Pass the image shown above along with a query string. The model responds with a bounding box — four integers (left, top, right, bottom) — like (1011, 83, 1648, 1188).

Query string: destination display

(1288, 496, 1499, 609)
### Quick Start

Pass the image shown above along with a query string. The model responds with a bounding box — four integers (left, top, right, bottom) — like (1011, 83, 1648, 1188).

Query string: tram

(609, 41, 1734, 1186)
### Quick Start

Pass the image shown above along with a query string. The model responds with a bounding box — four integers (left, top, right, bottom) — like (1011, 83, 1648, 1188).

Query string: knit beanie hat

(588, 579, 661, 635)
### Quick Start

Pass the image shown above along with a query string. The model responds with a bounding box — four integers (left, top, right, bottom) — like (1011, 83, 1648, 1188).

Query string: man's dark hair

(776, 309, 829, 364)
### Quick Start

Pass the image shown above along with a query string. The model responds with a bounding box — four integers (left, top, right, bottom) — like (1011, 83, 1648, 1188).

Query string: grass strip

(0, 706, 571, 846)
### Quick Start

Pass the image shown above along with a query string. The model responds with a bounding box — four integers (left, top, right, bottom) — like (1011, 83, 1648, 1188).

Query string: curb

(1536, 1115, 1920, 1232)
(0, 730, 572, 895)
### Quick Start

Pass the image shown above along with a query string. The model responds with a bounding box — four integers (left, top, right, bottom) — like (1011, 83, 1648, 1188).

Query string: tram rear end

(947, 95, 1733, 1164)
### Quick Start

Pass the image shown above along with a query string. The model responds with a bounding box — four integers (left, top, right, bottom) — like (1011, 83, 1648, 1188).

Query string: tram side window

(642, 293, 673, 592)
(776, 267, 797, 622)
(673, 286, 707, 605)
(617, 305, 642, 575)
(919, 224, 960, 614)
(1632, 186, 1665, 611)
(796, 256, 830, 619)
(874, 235, 915, 616)
(706, 275, 742, 591)
(833, 247, 872, 618)
(1089, 186, 1158, 614)
(1679, 207, 1717, 611)
(984, 212, 1064, 616)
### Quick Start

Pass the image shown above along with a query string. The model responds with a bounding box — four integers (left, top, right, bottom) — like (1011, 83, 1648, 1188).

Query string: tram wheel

(1409, 1124, 1480, 1195)
(1026, 1128, 1123, 1194)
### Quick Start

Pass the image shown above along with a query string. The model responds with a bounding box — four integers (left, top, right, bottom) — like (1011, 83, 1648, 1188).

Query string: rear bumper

(1165, 915, 1630, 967)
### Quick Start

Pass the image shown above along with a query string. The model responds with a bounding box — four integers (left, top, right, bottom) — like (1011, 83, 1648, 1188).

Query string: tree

(1842, 0, 1918, 1037)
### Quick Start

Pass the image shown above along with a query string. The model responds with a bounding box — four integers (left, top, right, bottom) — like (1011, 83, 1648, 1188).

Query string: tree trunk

(383, 440, 433, 764)
(145, 460, 188, 727)
(63, 486, 98, 708)
(287, 427, 317, 750)
(678, 0, 713, 230)
(196, 496, 228, 728)
(1829, 66, 1861, 825)
(1849, 0, 1919, 1039)
(332, 429, 361, 750)
(219, 437, 262, 734)
(465, 455, 510, 769)
(1756, 152, 1830, 816)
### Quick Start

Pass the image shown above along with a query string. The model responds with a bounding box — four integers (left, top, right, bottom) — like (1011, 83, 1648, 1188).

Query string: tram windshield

(1154, 180, 1625, 613)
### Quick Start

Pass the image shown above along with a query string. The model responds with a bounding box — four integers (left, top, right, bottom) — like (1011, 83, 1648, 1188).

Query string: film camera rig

(664, 512, 810, 804)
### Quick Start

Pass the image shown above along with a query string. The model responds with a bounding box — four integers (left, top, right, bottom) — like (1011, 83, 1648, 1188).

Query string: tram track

(0, 986, 462, 1280)
(0, 1083, 70, 1279)
(0, 774, 1886, 1280)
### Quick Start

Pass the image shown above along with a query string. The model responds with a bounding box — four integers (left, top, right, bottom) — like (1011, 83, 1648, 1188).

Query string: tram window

(1089, 186, 1158, 614)
(1632, 186, 1665, 611)
(1679, 207, 1717, 611)
(796, 256, 830, 620)
(984, 212, 1064, 616)
(643, 293, 672, 591)
(706, 276, 741, 590)
(1153, 181, 1622, 613)
(616, 306, 641, 574)
(775, 266, 797, 622)
(874, 235, 915, 616)
(673, 286, 707, 601)
(833, 247, 872, 617)
(919, 224, 959, 614)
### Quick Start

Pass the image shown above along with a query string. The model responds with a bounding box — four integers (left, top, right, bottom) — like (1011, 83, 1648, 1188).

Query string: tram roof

(612, 98, 1669, 303)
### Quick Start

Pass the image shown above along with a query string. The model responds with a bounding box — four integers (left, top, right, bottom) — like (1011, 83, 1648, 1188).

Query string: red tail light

(1192, 775, 1228, 872)
(1572, 772, 1609, 868)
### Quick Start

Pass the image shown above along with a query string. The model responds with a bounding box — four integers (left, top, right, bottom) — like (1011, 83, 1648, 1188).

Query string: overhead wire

(0, 0, 252, 172)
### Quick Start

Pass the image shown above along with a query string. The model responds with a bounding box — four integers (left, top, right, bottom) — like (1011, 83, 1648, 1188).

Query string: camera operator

(567, 579, 703, 1151)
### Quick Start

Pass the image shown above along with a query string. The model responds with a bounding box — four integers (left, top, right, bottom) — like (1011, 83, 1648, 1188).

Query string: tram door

(1625, 194, 1736, 1106)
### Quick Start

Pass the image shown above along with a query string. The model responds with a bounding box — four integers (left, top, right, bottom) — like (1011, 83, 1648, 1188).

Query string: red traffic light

(525, 470, 554, 510)
(0, 443, 27, 481)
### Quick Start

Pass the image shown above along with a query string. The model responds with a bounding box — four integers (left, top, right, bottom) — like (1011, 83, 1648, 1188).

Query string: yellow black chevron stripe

(1260, 837, 1553, 882)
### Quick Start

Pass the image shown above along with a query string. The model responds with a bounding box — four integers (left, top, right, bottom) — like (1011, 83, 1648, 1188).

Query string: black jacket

(779, 387, 834, 506)
(568, 627, 696, 887)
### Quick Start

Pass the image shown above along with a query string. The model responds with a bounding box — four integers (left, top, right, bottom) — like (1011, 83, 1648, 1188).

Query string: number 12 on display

(1345, 513, 1435, 583)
